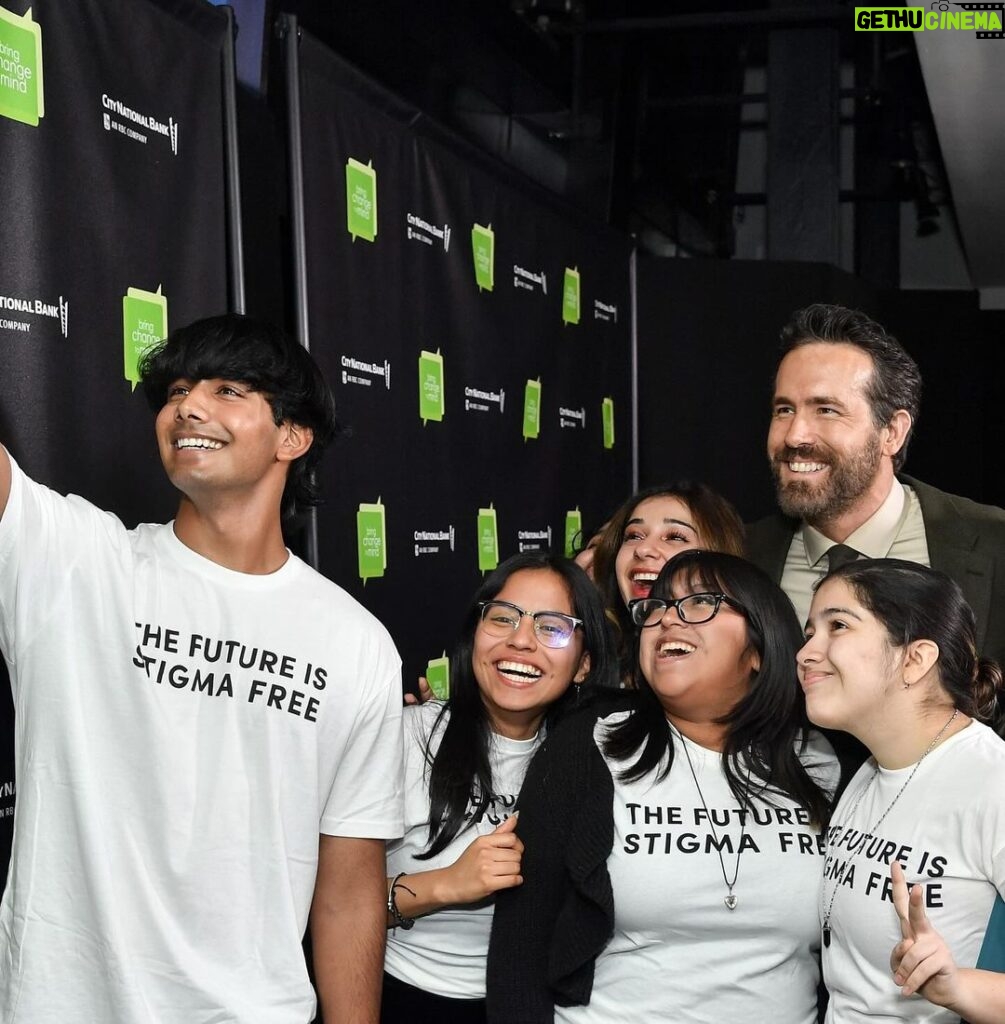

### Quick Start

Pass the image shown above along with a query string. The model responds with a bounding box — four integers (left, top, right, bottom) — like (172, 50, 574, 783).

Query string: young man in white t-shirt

(0, 315, 404, 1024)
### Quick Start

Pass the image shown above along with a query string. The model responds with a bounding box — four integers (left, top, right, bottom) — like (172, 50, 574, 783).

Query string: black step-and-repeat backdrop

(291, 31, 633, 689)
(0, 0, 232, 882)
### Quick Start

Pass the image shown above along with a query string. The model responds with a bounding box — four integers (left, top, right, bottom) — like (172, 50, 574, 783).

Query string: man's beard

(771, 432, 883, 526)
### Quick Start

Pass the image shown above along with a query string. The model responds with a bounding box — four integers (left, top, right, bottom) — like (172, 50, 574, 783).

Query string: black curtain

(292, 33, 633, 686)
(0, 0, 232, 886)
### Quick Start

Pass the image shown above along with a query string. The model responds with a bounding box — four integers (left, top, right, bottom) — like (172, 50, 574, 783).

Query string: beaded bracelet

(387, 872, 416, 930)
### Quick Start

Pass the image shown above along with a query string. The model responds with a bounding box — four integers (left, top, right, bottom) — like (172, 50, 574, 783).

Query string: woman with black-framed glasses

(381, 552, 618, 1024)
(487, 549, 839, 1024)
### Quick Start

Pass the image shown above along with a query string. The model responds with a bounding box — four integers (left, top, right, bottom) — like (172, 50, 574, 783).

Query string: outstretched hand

(443, 814, 524, 905)
(404, 676, 435, 706)
(890, 860, 961, 1008)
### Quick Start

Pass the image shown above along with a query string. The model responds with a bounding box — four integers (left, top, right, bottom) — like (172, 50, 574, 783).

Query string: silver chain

(821, 708, 959, 944)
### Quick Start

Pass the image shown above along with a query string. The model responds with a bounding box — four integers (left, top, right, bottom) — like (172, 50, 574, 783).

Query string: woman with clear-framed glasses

(487, 549, 838, 1024)
(381, 552, 618, 1024)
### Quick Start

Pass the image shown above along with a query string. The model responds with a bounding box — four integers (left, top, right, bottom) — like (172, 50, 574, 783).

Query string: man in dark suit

(746, 303, 1005, 668)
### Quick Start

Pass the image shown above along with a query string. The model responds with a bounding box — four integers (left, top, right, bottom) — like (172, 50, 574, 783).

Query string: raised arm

(1, 445, 10, 521)
(311, 835, 387, 1024)
(890, 860, 1005, 1024)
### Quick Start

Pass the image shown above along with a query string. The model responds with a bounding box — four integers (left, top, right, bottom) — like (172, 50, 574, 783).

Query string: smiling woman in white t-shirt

(487, 549, 838, 1023)
(800, 557, 1005, 1024)
(381, 552, 618, 1024)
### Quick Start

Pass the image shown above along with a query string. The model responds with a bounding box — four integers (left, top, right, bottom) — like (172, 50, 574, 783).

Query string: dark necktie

(826, 544, 861, 572)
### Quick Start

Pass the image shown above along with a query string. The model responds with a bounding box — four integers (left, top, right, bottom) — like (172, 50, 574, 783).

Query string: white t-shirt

(555, 713, 839, 1024)
(822, 720, 1005, 1024)
(0, 455, 404, 1024)
(385, 701, 541, 999)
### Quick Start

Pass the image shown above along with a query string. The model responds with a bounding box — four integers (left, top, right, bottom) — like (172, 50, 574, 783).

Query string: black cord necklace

(671, 723, 748, 911)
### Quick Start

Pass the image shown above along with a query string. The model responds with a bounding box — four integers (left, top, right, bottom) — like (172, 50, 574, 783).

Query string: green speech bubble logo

(357, 498, 387, 583)
(564, 507, 583, 558)
(477, 504, 499, 573)
(522, 378, 541, 441)
(418, 349, 445, 424)
(123, 285, 168, 391)
(471, 223, 495, 292)
(425, 652, 450, 700)
(562, 267, 581, 325)
(345, 157, 377, 242)
(602, 397, 615, 450)
(0, 5, 44, 127)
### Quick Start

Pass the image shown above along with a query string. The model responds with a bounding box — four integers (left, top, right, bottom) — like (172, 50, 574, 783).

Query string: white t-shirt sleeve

(802, 729, 841, 799)
(317, 622, 404, 839)
(977, 734, 1005, 898)
(0, 452, 127, 661)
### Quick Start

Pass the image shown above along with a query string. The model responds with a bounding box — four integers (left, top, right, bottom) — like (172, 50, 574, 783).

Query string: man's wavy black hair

(139, 314, 340, 517)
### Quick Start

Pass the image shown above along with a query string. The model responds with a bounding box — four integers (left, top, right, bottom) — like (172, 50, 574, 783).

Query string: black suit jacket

(746, 474, 1005, 668)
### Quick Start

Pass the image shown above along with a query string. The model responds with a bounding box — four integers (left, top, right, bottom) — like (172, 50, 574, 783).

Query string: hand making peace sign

(889, 859, 961, 1008)
(888, 859, 1005, 1023)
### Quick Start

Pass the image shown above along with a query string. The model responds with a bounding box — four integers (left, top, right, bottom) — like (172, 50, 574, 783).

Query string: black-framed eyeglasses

(629, 592, 746, 628)
(478, 600, 583, 649)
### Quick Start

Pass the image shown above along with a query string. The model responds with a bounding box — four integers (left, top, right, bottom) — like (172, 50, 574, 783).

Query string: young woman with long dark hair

(800, 558, 1005, 1024)
(590, 482, 746, 677)
(381, 553, 618, 1024)
(487, 550, 837, 1023)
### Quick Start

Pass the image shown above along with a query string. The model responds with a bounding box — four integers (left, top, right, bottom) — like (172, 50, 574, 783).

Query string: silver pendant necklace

(672, 723, 748, 911)
(821, 708, 959, 948)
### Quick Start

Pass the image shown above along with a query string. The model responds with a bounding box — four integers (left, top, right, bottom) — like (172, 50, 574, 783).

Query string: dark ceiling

(279, 0, 950, 281)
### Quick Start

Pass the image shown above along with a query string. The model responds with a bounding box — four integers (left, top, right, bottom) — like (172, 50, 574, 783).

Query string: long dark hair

(591, 483, 746, 675)
(604, 549, 832, 826)
(418, 553, 619, 858)
(825, 558, 1005, 732)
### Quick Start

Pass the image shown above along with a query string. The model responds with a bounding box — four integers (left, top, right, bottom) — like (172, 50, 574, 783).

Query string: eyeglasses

(629, 592, 745, 628)
(478, 600, 583, 649)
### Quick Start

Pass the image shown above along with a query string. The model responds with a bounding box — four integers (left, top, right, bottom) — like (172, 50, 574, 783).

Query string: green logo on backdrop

(523, 378, 541, 441)
(0, 5, 44, 126)
(357, 499, 387, 583)
(562, 267, 581, 325)
(477, 504, 499, 573)
(425, 652, 450, 700)
(564, 507, 583, 558)
(345, 157, 377, 242)
(418, 349, 445, 424)
(602, 397, 615, 450)
(471, 223, 495, 291)
(123, 285, 168, 390)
